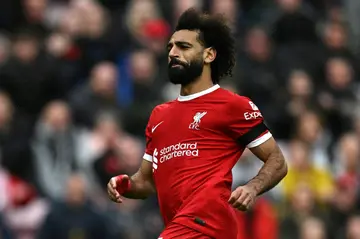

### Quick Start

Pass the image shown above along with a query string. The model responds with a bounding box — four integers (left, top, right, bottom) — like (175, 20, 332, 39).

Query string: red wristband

(115, 175, 132, 195)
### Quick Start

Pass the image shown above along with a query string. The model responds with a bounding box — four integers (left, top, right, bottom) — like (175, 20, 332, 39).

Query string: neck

(180, 73, 214, 96)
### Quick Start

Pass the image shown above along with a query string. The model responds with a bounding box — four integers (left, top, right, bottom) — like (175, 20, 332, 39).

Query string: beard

(168, 56, 203, 85)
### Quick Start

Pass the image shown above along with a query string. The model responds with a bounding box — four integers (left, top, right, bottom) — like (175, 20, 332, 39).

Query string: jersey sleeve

(227, 96, 272, 148)
(143, 107, 158, 162)
(143, 121, 154, 162)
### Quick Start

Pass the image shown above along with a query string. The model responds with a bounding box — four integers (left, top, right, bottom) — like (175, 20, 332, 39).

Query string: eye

(179, 45, 190, 50)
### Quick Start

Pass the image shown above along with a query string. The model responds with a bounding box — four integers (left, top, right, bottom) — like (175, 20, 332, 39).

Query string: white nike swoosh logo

(151, 121, 164, 133)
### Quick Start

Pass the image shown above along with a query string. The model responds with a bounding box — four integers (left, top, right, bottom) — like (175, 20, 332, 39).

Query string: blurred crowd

(0, 0, 360, 238)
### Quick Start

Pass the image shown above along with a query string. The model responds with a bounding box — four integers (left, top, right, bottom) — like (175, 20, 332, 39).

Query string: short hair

(175, 8, 236, 84)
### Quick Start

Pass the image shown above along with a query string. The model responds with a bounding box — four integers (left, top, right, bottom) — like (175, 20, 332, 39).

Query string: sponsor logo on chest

(152, 142, 199, 172)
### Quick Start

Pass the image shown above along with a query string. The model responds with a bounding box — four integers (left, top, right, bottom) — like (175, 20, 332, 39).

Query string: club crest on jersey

(249, 101, 259, 111)
(189, 112, 207, 130)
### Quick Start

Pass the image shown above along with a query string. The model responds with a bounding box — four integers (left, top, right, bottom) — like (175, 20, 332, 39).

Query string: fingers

(115, 175, 131, 195)
(110, 177, 118, 189)
(228, 188, 241, 204)
(237, 196, 252, 211)
(232, 190, 248, 209)
(107, 177, 123, 203)
(229, 187, 255, 211)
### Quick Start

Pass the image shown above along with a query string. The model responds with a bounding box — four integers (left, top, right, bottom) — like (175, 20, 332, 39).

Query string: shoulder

(220, 89, 257, 113)
(151, 100, 175, 114)
(148, 100, 176, 122)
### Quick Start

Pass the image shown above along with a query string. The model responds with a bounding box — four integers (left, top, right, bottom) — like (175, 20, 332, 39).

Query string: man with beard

(107, 8, 288, 239)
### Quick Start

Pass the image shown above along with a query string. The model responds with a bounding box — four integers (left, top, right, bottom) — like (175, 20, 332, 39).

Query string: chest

(153, 104, 228, 143)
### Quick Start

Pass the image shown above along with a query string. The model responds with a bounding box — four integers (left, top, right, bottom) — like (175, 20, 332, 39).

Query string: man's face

(167, 30, 204, 85)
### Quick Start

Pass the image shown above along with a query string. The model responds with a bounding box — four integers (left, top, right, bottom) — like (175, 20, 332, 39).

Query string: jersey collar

(177, 84, 220, 102)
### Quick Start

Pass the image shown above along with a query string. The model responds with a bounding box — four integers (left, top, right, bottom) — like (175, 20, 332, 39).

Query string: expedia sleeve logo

(244, 101, 262, 120)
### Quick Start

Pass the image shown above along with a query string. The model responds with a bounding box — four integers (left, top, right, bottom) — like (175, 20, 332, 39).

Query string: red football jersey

(143, 84, 272, 238)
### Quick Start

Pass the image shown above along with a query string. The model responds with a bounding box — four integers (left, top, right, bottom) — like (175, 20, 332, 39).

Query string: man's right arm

(107, 159, 155, 202)
(122, 159, 155, 199)
(108, 106, 159, 202)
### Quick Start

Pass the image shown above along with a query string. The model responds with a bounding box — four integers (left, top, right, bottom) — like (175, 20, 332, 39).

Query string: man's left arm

(248, 137, 287, 195)
(229, 137, 287, 210)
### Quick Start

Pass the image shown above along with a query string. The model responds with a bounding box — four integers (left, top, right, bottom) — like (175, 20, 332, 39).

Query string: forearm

(247, 145, 288, 196)
(122, 172, 156, 199)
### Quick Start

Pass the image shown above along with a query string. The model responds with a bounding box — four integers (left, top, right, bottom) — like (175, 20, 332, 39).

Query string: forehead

(169, 30, 201, 45)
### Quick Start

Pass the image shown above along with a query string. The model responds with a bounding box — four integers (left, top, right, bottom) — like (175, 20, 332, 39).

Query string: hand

(107, 174, 131, 203)
(228, 184, 257, 211)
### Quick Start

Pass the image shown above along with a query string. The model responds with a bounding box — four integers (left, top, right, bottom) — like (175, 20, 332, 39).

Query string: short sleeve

(143, 121, 154, 162)
(227, 96, 272, 148)
(143, 107, 159, 162)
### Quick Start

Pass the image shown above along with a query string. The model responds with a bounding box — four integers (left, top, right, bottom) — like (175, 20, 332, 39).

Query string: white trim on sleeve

(143, 153, 153, 162)
(247, 131, 272, 148)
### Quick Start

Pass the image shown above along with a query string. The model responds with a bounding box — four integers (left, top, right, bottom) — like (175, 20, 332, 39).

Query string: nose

(168, 45, 179, 59)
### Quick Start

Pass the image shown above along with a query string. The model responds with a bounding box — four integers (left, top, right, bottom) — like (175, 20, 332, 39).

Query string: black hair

(175, 8, 236, 84)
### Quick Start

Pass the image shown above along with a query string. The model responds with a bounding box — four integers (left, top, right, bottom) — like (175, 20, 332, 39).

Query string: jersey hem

(173, 220, 214, 238)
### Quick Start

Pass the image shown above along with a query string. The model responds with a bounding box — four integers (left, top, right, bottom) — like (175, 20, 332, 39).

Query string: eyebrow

(167, 41, 193, 48)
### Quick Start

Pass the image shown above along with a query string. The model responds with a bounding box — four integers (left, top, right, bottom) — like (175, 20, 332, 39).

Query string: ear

(203, 47, 216, 64)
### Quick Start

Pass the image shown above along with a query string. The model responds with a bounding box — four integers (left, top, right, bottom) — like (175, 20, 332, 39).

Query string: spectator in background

(235, 198, 279, 239)
(74, 0, 114, 74)
(123, 49, 162, 137)
(123, 0, 170, 81)
(274, 70, 317, 139)
(142, 19, 170, 58)
(209, 0, 239, 33)
(20, 0, 50, 37)
(353, 112, 360, 139)
(0, 0, 360, 238)
(77, 112, 142, 197)
(37, 174, 110, 239)
(58, 3, 85, 39)
(280, 184, 328, 239)
(329, 179, 360, 238)
(137, 18, 170, 91)
(1, 174, 47, 239)
(237, 26, 279, 115)
(328, 134, 360, 238)
(282, 140, 334, 203)
(0, 214, 13, 239)
(285, 70, 315, 117)
(294, 111, 331, 170)
(346, 215, 360, 239)
(0, 29, 56, 122)
(299, 217, 327, 239)
(32, 101, 82, 200)
(69, 61, 120, 128)
(125, 0, 162, 50)
(0, 91, 33, 182)
(318, 57, 357, 139)
(107, 198, 163, 239)
(273, 0, 318, 45)
(45, 32, 82, 97)
(172, 0, 203, 24)
(333, 133, 360, 179)
(321, 21, 357, 69)
(273, 0, 323, 82)
(0, 34, 11, 66)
